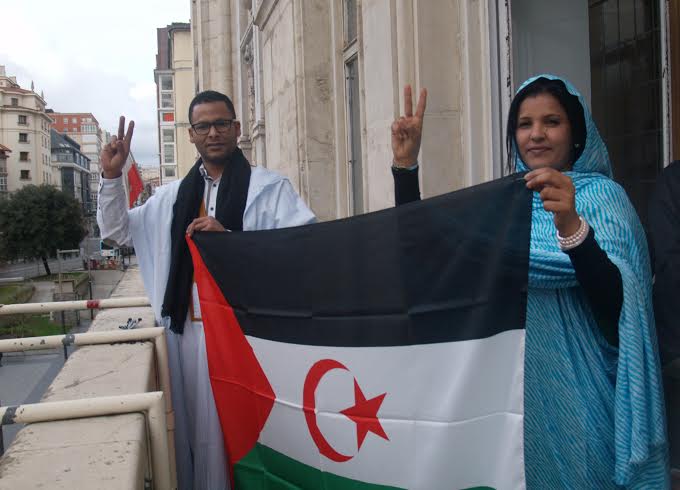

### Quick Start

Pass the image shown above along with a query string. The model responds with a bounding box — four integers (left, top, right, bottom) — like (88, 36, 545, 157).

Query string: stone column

(411, 0, 465, 197)
(360, 0, 401, 212)
(255, 0, 337, 220)
(397, 0, 495, 196)
(249, 26, 267, 167)
(192, 0, 234, 96)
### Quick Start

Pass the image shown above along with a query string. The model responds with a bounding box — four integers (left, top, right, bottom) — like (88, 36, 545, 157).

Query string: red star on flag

(340, 379, 389, 450)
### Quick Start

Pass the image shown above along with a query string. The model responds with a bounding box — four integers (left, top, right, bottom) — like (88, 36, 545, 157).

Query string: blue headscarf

(514, 75, 668, 487)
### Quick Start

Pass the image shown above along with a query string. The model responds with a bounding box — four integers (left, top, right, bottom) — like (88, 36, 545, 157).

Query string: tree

(0, 185, 87, 275)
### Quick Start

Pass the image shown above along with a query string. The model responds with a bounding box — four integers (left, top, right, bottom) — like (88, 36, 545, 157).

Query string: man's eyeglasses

(191, 119, 236, 135)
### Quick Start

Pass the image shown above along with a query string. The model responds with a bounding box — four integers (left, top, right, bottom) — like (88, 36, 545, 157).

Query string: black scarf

(161, 148, 251, 333)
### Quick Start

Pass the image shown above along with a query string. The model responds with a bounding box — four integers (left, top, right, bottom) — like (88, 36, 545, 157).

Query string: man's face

(189, 101, 241, 165)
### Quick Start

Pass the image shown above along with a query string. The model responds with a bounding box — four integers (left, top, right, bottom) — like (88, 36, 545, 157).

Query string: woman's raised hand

(391, 85, 427, 168)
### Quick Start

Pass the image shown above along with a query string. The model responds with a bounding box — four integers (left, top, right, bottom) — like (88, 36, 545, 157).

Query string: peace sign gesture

(391, 85, 427, 168)
(101, 116, 135, 179)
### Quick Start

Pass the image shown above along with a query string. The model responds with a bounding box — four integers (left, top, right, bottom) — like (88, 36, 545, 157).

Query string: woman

(391, 75, 669, 488)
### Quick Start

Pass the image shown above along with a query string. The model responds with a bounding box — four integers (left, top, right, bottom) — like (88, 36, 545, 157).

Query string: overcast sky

(0, 0, 190, 166)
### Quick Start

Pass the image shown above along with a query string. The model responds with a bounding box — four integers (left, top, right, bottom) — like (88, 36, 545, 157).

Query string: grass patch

(33, 272, 88, 283)
(0, 315, 65, 339)
(0, 284, 34, 305)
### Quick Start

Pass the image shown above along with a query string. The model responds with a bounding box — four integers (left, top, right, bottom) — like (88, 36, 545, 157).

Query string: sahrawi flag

(187, 174, 531, 490)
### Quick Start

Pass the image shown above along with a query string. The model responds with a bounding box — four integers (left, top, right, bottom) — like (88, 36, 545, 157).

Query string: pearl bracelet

(557, 216, 590, 251)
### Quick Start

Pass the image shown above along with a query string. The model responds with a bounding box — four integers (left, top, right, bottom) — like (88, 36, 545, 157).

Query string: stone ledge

(0, 266, 161, 489)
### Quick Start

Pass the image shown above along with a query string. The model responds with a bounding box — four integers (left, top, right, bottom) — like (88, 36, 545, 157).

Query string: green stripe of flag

(235, 443, 496, 490)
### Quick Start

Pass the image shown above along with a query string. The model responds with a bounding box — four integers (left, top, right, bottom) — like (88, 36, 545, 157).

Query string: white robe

(97, 166, 316, 489)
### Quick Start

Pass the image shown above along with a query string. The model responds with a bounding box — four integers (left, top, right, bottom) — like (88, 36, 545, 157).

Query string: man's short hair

(188, 91, 236, 123)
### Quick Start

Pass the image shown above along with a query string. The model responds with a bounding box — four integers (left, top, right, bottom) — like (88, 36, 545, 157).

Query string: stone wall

(191, 0, 498, 219)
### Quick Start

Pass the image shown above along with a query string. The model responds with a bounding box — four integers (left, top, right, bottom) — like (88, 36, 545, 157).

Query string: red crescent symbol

(303, 359, 353, 462)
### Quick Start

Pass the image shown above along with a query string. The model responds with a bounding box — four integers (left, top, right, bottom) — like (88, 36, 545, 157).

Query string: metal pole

(87, 256, 94, 320)
(0, 328, 172, 413)
(0, 392, 172, 490)
(0, 296, 150, 316)
(60, 310, 67, 360)
(0, 399, 4, 457)
(57, 249, 63, 295)
(0, 326, 164, 354)
(0, 328, 175, 486)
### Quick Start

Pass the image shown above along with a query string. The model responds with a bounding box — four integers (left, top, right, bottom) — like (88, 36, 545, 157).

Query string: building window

(18, 115, 27, 125)
(20, 170, 30, 180)
(163, 144, 175, 163)
(63, 117, 68, 123)
(19, 133, 28, 143)
(343, 0, 358, 45)
(162, 128, 175, 142)
(160, 76, 173, 91)
(11, 98, 18, 106)
(345, 55, 363, 214)
(164, 167, 176, 178)
(0, 175, 6, 191)
(341, 0, 362, 215)
(589, 0, 663, 221)
(162, 112, 175, 122)
(19, 151, 29, 161)
(161, 92, 173, 109)
(72, 117, 77, 123)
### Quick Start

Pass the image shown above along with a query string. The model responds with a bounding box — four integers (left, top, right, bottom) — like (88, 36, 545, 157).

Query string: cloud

(0, 0, 191, 166)
(130, 82, 159, 102)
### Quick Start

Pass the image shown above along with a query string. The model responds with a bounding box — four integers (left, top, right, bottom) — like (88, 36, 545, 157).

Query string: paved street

(0, 256, 82, 280)
(0, 267, 126, 452)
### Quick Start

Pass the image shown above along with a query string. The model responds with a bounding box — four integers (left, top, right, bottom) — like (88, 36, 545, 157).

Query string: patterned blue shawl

(514, 75, 668, 487)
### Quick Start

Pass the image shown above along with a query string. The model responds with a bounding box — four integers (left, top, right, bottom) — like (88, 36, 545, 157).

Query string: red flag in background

(127, 163, 143, 208)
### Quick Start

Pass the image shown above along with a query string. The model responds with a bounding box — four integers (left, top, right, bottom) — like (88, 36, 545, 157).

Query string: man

(648, 159, 680, 484)
(97, 91, 315, 489)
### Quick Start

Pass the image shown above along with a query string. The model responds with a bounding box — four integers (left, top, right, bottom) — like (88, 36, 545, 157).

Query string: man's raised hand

(101, 116, 134, 179)
(391, 85, 427, 168)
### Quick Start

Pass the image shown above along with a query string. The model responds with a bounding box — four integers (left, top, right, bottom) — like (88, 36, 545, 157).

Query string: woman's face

(515, 93, 573, 171)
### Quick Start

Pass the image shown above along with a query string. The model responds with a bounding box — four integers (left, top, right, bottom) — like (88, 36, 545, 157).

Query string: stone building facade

(155, 22, 196, 183)
(49, 111, 106, 211)
(50, 129, 92, 210)
(0, 66, 55, 194)
(190, 0, 679, 223)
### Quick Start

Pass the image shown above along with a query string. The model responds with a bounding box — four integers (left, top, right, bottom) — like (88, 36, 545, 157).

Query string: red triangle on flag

(186, 236, 276, 485)
(127, 163, 144, 208)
